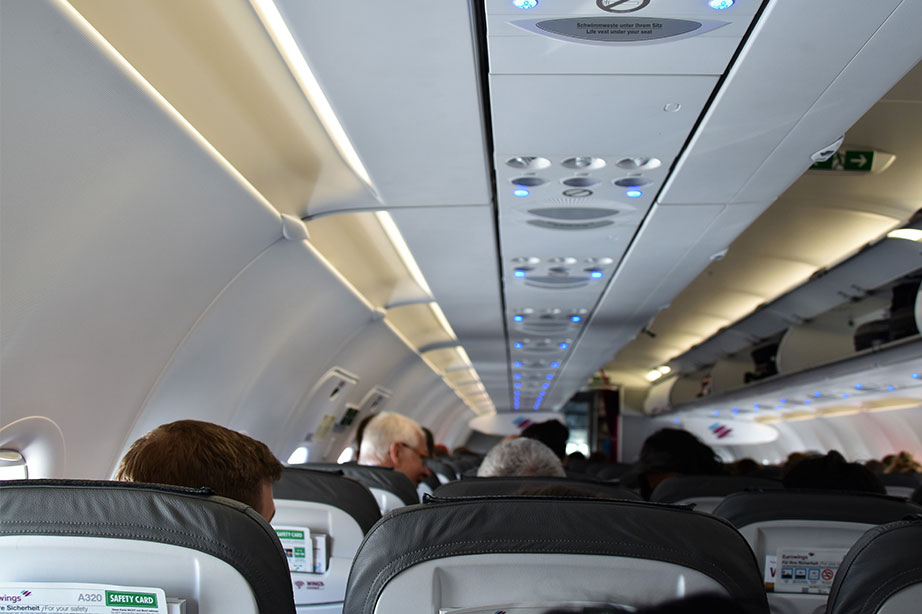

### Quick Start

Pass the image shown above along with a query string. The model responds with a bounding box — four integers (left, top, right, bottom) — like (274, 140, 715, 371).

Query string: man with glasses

(358, 412, 432, 485)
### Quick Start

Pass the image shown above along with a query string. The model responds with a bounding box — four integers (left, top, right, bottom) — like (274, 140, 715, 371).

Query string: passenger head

(727, 457, 760, 476)
(477, 437, 566, 478)
(358, 412, 431, 485)
(884, 450, 922, 474)
(353, 413, 378, 462)
(116, 419, 282, 521)
(782, 450, 885, 494)
(637, 428, 724, 499)
(521, 419, 569, 460)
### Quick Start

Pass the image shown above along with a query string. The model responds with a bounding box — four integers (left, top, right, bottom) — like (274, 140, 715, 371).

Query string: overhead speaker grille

(527, 219, 614, 230)
(528, 207, 618, 220)
(524, 276, 590, 289)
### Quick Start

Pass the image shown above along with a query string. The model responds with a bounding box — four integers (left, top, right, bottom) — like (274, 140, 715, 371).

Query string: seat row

(2, 471, 920, 614)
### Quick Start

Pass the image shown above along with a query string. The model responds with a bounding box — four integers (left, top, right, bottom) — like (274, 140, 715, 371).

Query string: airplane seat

(650, 474, 784, 513)
(712, 490, 922, 614)
(825, 515, 922, 614)
(879, 473, 922, 499)
(432, 475, 642, 500)
(0, 479, 295, 613)
(426, 458, 458, 483)
(296, 463, 418, 513)
(272, 467, 381, 614)
(343, 496, 769, 614)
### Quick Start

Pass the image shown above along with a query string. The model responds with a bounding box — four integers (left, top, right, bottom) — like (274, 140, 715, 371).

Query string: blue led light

(570, 315, 582, 323)
(805, 399, 812, 405)
(559, 342, 569, 349)
(673, 418, 681, 424)
(513, 269, 527, 278)
(542, 383, 550, 389)
(713, 410, 720, 417)
(513, 0, 538, 9)
(513, 342, 523, 349)
(626, 190, 643, 198)
(513, 390, 520, 396)
(753, 408, 759, 414)
(754, 403, 760, 409)
(513, 373, 522, 380)
(780, 398, 787, 404)
(776, 405, 783, 409)
(539, 391, 546, 397)
(514, 382, 521, 389)
(855, 384, 863, 390)
(513, 188, 530, 198)
(513, 361, 522, 368)
(589, 270, 603, 279)
(550, 361, 560, 368)
(546, 374, 554, 380)
(814, 391, 822, 397)
(888, 385, 895, 392)
(708, 0, 734, 9)
(842, 393, 850, 399)
(732, 407, 739, 414)
(913, 373, 920, 379)
(513, 314, 524, 322)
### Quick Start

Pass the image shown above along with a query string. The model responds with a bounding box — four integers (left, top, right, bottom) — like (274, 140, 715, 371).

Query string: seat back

(0, 479, 295, 614)
(272, 468, 381, 613)
(344, 496, 768, 614)
(713, 490, 922, 614)
(826, 515, 922, 614)
(298, 463, 418, 513)
(432, 476, 642, 500)
(650, 475, 784, 512)
(879, 473, 922, 499)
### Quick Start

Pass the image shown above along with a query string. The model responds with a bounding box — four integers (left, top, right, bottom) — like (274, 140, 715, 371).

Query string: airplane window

(287, 445, 309, 465)
(337, 447, 355, 464)
(0, 449, 27, 480)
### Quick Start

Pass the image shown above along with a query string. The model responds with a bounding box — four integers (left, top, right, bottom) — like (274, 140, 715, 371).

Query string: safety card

(275, 525, 311, 572)
(773, 548, 849, 594)
(0, 582, 167, 613)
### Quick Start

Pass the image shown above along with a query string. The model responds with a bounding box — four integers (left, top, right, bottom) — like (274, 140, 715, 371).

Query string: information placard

(774, 548, 849, 594)
(275, 526, 311, 572)
(0, 582, 167, 613)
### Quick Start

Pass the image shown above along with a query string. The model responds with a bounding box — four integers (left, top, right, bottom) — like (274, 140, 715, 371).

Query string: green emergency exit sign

(810, 150, 874, 171)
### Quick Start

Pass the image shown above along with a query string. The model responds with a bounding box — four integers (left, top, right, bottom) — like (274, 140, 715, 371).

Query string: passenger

(477, 437, 566, 478)
(115, 419, 282, 521)
(521, 419, 569, 461)
(565, 451, 588, 473)
(727, 457, 760, 476)
(357, 412, 431, 485)
(633, 428, 725, 500)
(884, 450, 922, 474)
(781, 450, 885, 493)
(863, 458, 886, 473)
(352, 412, 378, 462)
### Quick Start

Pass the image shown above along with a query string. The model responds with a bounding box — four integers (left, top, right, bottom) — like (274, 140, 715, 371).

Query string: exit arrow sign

(810, 150, 875, 172)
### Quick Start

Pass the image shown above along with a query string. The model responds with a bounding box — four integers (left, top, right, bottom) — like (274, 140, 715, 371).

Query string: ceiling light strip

(249, 0, 376, 196)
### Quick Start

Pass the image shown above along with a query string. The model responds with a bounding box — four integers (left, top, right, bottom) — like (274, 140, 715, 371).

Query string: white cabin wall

(1, 0, 282, 479)
(1, 0, 471, 479)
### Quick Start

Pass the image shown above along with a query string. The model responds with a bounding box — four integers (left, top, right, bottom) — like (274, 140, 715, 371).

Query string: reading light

(513, 361, 523, 368)
(732, 407, 739, 414)
(814, 392, 822, 397)
(708, 0, 734, 8)
(570, 315, 582, 323)
(559, 342, 569, 349)
(589, 270, 604, 279)
(514, 382, 522, 388)
(913, 373, 920, 379)
(713, 411, 720, 417)
(546, 374, 555, 380)
(513, 373, 522, 380)
(657, 365, 671, 375)
(626, 190, 643, 198)
(646, 370, 663, 382)
(514, 269, 527, 278)
(887, 385, 895, 392)
(542, 383, 550, 389)
(673, 418, 681, 424)
(514, 342, 524, 349)
(513, 0, 538, 8)
(513, 188, 530, 198)
(550, 361, 560, 368)
(513, 314, 525, 322)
